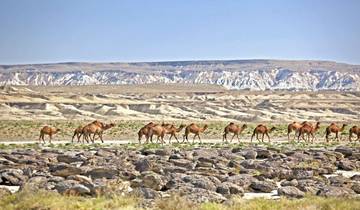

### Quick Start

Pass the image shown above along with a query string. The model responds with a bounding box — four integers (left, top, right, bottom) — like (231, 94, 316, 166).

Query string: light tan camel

(82, 122, 115, 143)
(287, 121, 309, 141)
(349, 126, 360, 142)
(137, 122, 157, 144)
(325, 123, 347, 142)
(297, 122, 320, 143)
(166, 124, 186, 143)
(39, 126, 61, 143)
(251, 124, 276, 143)
(183, 123, 208, 143)
(223, 122, 247, 143)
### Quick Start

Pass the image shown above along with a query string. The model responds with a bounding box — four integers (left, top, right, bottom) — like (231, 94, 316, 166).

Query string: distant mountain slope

(0, 59, 359, 91)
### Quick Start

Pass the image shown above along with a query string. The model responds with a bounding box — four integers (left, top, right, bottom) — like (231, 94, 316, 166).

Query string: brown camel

(251, 124, 276, 143)
(297, 122, 320, 143)
(349, 126, 360, 142)
(166, 124, 186, 143)
(325, 123, 347, 142)
(287, 121, 309, 141)
(72, 125, 85, 143)
(137, 122, 157, 144)
(39, 126, 61, 143)
(82, 122, 115, 143)
(148, 124, 173, 144)
(223, 122, 247, 143)
(183, 123, 208, 143)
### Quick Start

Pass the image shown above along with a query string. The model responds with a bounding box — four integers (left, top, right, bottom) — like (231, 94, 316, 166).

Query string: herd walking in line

(39, 120, 360, 144)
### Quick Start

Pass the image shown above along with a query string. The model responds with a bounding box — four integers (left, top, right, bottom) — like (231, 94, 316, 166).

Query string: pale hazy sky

(0, 0, 360, 64)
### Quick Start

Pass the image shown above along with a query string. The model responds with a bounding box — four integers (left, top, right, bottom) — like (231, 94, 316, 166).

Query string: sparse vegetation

(1, 191, 360, 210)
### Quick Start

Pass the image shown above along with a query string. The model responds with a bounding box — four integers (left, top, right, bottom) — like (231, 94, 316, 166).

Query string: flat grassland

(0, 84, 358, 142)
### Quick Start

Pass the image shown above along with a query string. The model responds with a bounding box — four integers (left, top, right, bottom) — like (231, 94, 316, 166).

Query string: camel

(183, 123, 208, 143)
(349, 126, 360, 142)
(287, 121, 310, 141)
(222, 122, 247, 143)
(148, 124, 174, 144)
(251, 124, 276, 143)
(166, 124, 186, 143)
(39, 126, 61, 144)
(72, 125, 85, 143)
(325, 123, 347, 142)
(137, 122, 157, 144)
(297, 122, 320, 143)
(82, 122, 115, 143)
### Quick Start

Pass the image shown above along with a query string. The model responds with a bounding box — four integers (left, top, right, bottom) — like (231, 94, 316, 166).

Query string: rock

(135, 159, 152, 172)
(54, 180, 79, 193)
(240, 160, 258, 169)
(351, 174, 360, 181)
(171, 186, 227, 203)
(170, 159, 195, 169)
(250, 180, 277, 193)
(191, 178, 216, 191)
(226, 174, 256, 188)
(337, 160, 356, 171)
(142, 172, 166, 191)
(21, 176, 49, 190)
(278, 186, 305, 198)
(351, 183, 360, 194)
(155, 148, 172, 156)
(57, 154, 84, 163)
(95, 149, 114, 157)
(241, 150, 257, 159)
(317, 186, 355, 197)
(50, 164, 83, 177)
(67, 175, 93, 185)
(256, 149, 272, 159)
(86, 168, 118, 179)
(67, 184, 91, 195)
(292, 169, 313, 180)
(281, 179, 298, 187)
(137, 187, 160, 199)
(328, 175, 351, 187)
(335, 146, 353, 157)
(0, 187, 11, 197)
(216, 182, 244, 196)
(0, 169, 26, 185)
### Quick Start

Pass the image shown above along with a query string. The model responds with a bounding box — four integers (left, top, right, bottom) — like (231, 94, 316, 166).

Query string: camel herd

(38, 121, 360, 144)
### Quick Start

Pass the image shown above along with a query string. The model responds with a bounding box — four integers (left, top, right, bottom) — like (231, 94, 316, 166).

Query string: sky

(0, 0, 359, 65)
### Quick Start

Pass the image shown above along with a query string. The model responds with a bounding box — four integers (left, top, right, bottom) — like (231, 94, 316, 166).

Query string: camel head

(56, 128, 61, 132)
(341, 124, 347, 131)
(269, 127, 276, 133)
(242, 124, 248, 129)
(202, 124, 208, 131)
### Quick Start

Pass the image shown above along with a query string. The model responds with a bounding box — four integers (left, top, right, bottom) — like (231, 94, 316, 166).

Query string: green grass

(2, 191, 360, 210)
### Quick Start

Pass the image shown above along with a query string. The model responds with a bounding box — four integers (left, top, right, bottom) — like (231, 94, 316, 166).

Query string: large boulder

(278, 186, 305, 198)
(57, 154, 84, 164)
(250, 180, 277, 193)
(216, 182, 244, 196)
(86, 168, 118, 179)
(335, 146, 353, 157)
(0, 169, 27, 185)
(142, 172, 166, 191)
(50, 164, 83, 177)
(317, 186, 355, 197)
(135, 159, 152, 172)
(337, 160, 356, 171)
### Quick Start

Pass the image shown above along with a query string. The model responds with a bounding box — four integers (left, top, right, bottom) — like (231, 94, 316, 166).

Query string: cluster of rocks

(0, 145, 360, 203)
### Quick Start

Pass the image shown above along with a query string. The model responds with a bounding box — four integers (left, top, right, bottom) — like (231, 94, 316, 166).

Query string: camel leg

(39, 132, 43, 143)
(336, 132, 339, 142)
(193, 134, 196, 144)
(251, 132, 255, 143)
(230, 134, 236, 143)
(49, 134, 52, 144)
(287, 129, 291, 141)
(174, 135, 179, 143)
(261, 133, 265, 143)
(99, 132, 104, 143)
(71, 132, 76, 143)
(169, 134, 173, 144)
(198, 134, 202, 144)
(223, 133, 227, 142)
(237, 134, 240, 143)
(266, 132, 270, 143)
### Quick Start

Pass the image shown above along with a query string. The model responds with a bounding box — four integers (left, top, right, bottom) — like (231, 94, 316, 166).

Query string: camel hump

(330, 122, 336, 125)
(229, 122, 234, 125)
